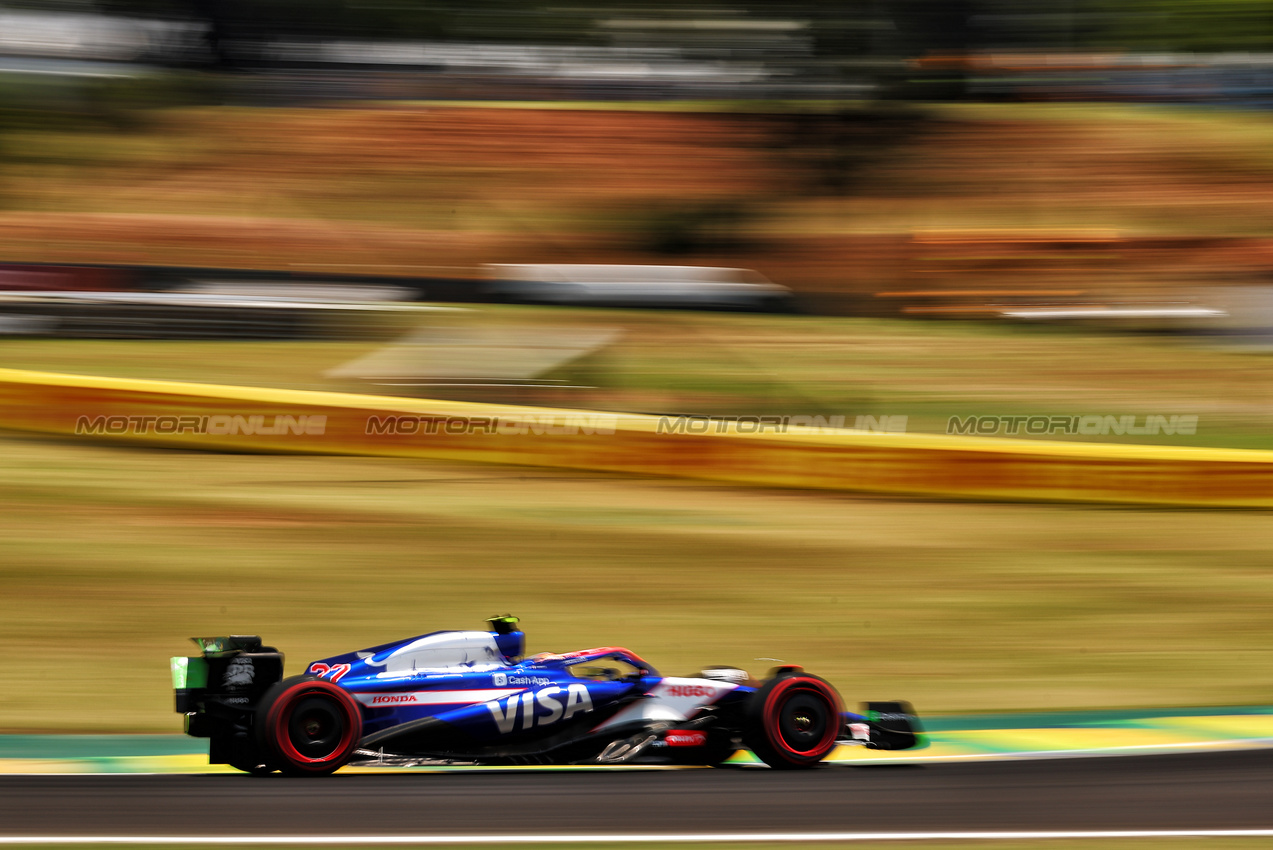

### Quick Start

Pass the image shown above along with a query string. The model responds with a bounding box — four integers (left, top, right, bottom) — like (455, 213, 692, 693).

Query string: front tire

(255, 675, 362, 776)
(743, 674, 842, 769)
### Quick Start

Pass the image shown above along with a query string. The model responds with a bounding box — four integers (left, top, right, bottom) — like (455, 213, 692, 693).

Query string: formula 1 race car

(170, 616, 924, 775)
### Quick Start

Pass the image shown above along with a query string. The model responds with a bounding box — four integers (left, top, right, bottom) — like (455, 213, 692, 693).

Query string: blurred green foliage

(1082, 0, 1273, 52)
(4, 0, 1273, 53)
(0, 71, 221, 132)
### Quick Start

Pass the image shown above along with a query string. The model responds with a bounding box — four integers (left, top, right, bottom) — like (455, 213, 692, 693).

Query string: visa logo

(486, 684, 592, 734)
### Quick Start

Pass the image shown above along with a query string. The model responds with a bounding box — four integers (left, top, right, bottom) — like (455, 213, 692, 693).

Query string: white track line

(3, 832, 1273, 844)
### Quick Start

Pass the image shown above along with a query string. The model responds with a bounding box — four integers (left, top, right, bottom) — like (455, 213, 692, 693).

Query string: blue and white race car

(171, 616, 923, 775)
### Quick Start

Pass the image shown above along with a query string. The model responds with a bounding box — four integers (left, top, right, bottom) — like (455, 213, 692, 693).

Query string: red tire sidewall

(760, 676, 842, 765)
(264, 679, 362, 774)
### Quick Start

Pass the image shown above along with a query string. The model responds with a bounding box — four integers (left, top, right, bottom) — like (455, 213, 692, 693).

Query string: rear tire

(743, 674, 842, 769)
(255, 675, 362, 776)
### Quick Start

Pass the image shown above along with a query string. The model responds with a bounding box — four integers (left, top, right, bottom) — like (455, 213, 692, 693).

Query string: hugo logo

(665, 685, 715, 698)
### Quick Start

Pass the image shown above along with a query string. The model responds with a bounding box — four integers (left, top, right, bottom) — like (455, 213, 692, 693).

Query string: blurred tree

(8, 0, 1273, 54)
(1083, 0, 1273, 52)
(93, 0, 595, 43)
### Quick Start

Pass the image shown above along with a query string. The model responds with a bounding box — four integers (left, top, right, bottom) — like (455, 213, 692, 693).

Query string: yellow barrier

(1, 367, 1271, 507)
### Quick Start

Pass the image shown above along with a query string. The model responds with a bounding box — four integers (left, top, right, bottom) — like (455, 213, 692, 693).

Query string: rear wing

(171, 636, 287, 769)
(171, 635, 284, 715)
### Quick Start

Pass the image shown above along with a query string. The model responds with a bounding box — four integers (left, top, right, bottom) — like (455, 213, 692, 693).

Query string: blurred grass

(1, 433, 1273, 732)
(2, 843, 1265, 850)
(3, 844, 1267, 850)
(1, 308, 1270, 448)
(0, 320, 1269, 733)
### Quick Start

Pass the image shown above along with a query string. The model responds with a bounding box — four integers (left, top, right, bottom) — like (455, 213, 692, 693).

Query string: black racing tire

(255, 675, 362, 776)
(743, 673, 842, 769)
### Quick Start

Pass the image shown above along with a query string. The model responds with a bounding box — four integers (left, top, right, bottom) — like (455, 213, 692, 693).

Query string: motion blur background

(2, 0, 1273, 732)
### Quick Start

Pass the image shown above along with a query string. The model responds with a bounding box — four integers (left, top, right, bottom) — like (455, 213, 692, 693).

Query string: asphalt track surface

(4, 750, 1273, 837)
